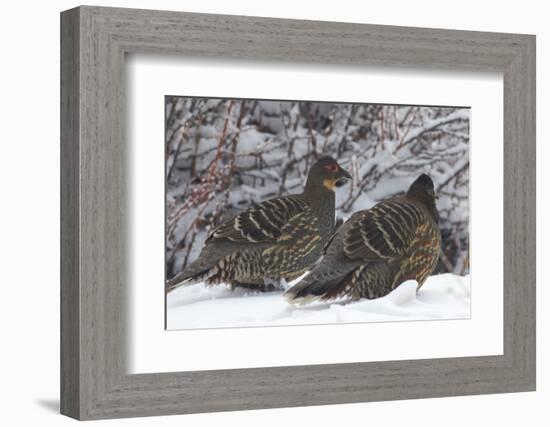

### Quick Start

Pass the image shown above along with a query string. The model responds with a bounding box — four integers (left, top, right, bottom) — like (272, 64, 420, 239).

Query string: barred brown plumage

(285, 174, 442, 302)
(166, 156, 351, 293)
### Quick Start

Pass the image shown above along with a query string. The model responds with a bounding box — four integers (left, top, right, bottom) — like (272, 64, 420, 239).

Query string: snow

(166, 273, 470, 330)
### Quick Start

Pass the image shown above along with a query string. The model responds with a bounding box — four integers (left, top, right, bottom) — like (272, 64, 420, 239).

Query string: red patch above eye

(325, 164, 338, 172)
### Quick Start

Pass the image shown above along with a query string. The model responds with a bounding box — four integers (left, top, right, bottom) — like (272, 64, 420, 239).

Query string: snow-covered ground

(167, 273, 470, 330)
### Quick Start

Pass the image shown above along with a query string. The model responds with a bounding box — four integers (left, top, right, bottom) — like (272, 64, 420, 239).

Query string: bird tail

(285, 262, 355, 303)
(286, 262, 397, 303)
(166, 255, 219, 293)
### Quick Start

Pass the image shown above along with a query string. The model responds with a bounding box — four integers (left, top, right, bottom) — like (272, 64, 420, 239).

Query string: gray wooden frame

(60, 5, 536, 420)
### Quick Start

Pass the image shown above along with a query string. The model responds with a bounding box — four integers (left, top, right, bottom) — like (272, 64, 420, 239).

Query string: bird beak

(339, 168, 352, 180)
(335, 167, 352, 187)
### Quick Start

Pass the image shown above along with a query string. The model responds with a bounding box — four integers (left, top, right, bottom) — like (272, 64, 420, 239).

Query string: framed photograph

(61, 6, 536, 420)
(164, 97, 472, 331)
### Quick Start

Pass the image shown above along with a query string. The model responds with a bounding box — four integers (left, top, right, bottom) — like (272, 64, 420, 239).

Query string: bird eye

(325, 164, 339, 172)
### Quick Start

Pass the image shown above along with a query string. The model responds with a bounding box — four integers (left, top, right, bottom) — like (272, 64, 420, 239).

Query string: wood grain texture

(60, 7, 80, 419)
(60, 5, 536, 420)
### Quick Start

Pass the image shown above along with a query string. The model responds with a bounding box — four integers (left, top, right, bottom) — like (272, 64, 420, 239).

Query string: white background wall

(0, 0, 546, 425)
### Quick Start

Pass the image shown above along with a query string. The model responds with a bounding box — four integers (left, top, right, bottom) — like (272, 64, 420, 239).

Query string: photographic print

(165, 97, 470, 330)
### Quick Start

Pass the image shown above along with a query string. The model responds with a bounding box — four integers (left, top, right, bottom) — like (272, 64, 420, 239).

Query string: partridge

(167, 157, 351, 293)
(285, 174, 441, 302)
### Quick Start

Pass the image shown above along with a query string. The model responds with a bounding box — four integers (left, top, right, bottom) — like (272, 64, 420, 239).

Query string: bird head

(406, 174, 439, 219)
(306, 156, 352, 192)
(408, 173, 436, 196)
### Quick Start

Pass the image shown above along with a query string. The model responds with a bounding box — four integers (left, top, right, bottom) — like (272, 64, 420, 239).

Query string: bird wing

(260, 207, 322, 276)
(207, 196, 310, 244)
(342, 198, 425, 261)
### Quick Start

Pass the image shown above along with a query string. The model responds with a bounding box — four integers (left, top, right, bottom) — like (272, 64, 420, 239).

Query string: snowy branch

(165, 99, 470, 278)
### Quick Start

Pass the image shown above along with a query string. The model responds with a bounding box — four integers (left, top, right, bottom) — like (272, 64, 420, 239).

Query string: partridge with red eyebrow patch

(167, 156, 351, 293)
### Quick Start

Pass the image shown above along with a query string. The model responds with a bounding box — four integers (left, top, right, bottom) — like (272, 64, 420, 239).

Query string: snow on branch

(165, 99, 470, 278)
